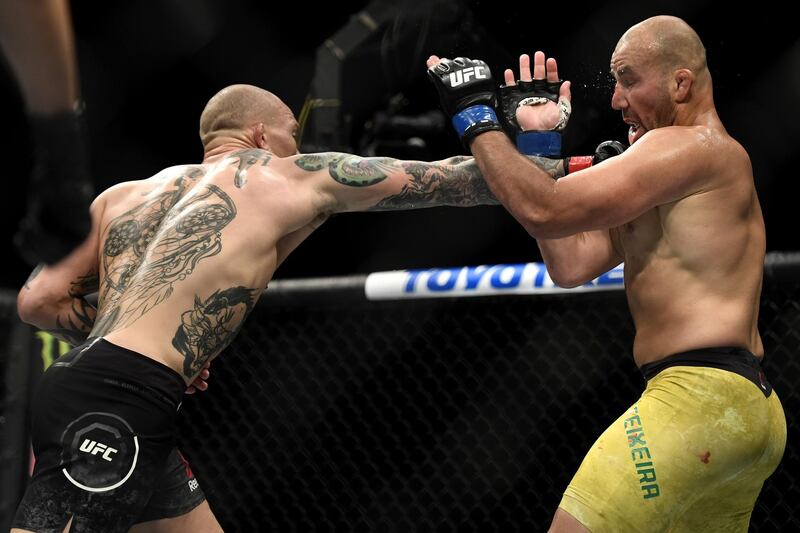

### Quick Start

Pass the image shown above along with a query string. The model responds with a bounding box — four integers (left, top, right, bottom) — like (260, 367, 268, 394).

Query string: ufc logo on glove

(449, 66, 488, 87)
(427, 57, 504, 145)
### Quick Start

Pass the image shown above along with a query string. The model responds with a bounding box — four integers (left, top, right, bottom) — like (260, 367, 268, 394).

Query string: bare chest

(617, 209, 664, 267)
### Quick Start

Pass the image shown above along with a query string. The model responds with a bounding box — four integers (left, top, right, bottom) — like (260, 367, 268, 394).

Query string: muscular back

(616, 126, 765, 364)
(94, 150, 322, 382)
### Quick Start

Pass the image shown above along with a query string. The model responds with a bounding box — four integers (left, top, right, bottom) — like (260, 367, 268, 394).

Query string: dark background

(1, 0, 798, 288)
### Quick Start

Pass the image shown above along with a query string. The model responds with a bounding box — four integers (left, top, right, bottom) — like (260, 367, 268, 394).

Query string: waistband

(52, 337, 186, 409)
(639, 346, 771, 397)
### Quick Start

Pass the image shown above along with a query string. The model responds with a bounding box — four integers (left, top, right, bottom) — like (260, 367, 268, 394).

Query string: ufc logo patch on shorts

(78, 439, 119, 461)
(60, 412, 139, 493)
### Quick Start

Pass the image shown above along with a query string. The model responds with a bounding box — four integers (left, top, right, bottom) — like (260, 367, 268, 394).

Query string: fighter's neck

(202, 141, 269, 164)
(674, 93, 719, 128)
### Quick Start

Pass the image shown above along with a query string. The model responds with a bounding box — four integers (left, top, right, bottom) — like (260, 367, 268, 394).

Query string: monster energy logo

(36, 331, 71, 370)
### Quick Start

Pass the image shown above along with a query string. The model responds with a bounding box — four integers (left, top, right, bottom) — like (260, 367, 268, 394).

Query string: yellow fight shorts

(559, 347, 786, 532)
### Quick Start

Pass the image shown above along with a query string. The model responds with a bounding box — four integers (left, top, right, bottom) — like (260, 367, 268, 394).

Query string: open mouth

(627, 121, 646, 145)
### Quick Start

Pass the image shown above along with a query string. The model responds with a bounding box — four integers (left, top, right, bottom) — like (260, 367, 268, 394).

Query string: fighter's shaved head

(616, 16, 707, 76)
(199, 84, 285, 147)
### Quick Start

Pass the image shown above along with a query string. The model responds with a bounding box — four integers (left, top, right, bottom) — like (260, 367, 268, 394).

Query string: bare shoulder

(256, 152, 357, 203)
(92, 164, 207, 225)
(93, 180, 141, 211)
(97, 165, 205, 200)
(695, 127, 753, 187)
(715, 132, 752, 170)
(667, 125, 748, 167)
(635, 125, 717, 159)
(262, 152, 336, 181)
(627, 125, 741, 184)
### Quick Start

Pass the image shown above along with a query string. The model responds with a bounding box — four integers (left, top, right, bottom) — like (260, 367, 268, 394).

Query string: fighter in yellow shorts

(561, 348, 786, 531)
(426, 14, 787, 532)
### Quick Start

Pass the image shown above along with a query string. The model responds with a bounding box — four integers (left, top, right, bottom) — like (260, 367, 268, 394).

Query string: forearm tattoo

(297, 152, 563, 211)
(370, 160, 499, 210)
(438, 155, 472, 165)
(50, 298, 96, 346)
(172, 286, 257, 378)
(46, 269, 99, 346)
(295, 154, 391, 187)
(70, 271, 99, 296)
(94, 171, 238, 337)
(527, 155, 565, 180)
(23, 264, 97, 345)
(227, 148, 272, 188)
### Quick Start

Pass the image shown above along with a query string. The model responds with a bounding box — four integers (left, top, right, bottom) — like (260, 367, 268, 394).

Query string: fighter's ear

(673, 69, 693, 103)
(253, 122, 269, 149)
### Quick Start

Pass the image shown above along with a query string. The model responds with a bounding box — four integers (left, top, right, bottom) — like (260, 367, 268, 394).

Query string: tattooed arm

(17, 196, 103, 346)
(289, 152, 565, 212)
(287, 151, 621, 285)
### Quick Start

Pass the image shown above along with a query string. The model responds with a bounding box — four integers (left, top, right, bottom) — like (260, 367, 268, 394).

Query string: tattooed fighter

(12, 84, 576, 532)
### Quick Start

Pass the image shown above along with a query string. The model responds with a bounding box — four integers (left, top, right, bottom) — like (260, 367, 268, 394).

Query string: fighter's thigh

(128, 501, 223, 533)
(11, 516, 73, 533)
(558, 393, 706, 530)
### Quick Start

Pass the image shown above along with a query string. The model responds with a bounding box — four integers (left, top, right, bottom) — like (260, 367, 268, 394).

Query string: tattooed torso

(95, 151, 322, 382)
(87, 148, 562, 383)
(95, 157, 274, 382)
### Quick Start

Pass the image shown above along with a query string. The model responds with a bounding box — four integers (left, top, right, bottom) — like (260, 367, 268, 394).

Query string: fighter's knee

(548, 508, 591, 533)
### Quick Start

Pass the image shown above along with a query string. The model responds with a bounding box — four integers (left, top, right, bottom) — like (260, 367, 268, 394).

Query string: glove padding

(593, 140, 626, 163)
(499, 78, 570, 133)
(564, 140, 627, 174)
(427, 57, 503, 144)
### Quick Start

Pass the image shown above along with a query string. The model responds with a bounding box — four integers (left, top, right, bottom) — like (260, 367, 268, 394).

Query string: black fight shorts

(12, 338, 206, 532)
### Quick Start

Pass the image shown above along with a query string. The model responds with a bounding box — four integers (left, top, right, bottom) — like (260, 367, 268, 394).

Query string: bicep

(579, 229, 623, 274)
(290, 152, 408, 212)
(551, 129, 708, 234)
